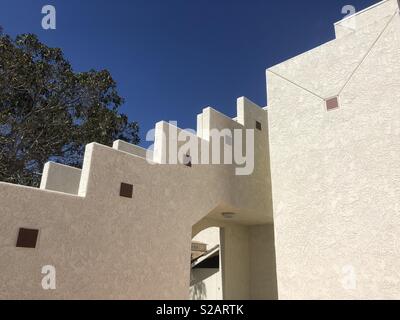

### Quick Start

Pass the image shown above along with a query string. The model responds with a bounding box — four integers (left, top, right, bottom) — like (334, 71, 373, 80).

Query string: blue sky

(0, 0, 378, 146)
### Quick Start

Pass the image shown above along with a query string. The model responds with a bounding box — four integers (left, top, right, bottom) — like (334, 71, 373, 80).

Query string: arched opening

(189, 227, 223, 300)
(190, 214, 279, 300)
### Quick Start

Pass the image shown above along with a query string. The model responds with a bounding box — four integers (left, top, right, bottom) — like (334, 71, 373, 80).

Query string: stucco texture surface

(268, 11, 400, 299)
(0, 97, 272, 299)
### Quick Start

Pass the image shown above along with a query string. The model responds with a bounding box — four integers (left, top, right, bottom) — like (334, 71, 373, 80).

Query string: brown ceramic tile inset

(120, 183, 133, 198)
(16, 228, 39, 248)
(326, 97, 339, 111)
(256, 121, 262, 131)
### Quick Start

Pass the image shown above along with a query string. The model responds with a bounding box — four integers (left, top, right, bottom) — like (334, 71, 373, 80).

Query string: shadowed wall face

(249, 224, 278, 300)
(192, 218, 278, 301)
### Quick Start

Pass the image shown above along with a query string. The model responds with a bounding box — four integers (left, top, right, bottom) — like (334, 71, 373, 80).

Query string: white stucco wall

(113, 139, 153, 160)
(249, 224, 278, 300)
(40, 162, 82, 195)
(268, 2, 400, 299)
(0, 97, 271, 299)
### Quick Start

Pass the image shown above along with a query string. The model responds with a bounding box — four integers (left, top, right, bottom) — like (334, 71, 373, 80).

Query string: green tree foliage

(0, 32, 139, 187)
